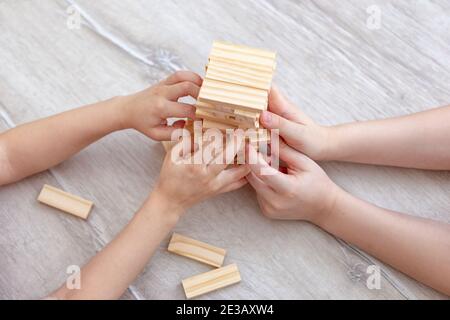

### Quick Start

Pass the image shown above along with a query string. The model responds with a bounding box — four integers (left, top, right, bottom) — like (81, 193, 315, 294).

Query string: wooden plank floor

(0, 0, 449, 299)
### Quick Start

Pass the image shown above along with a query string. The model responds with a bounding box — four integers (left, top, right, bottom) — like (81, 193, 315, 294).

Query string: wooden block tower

(162, 41, 276, 152)
(196, 41, 277, 141)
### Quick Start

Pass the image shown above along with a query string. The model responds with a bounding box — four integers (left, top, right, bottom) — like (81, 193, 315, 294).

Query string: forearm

(328, 105, 450, 170)
(0, 96, 127, 185)
(316, 188, 450, 295)
(52, 191, 182, 300)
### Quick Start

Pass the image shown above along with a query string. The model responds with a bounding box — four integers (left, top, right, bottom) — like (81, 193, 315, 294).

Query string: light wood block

(182, 263, 241, 299)
(208, 59, 274, 79)
(210, 41, 276, 70)
(196, 107, 258, 128)
(198, 40, 276, 114)
(209, 56, 273, 73)
(206, 65, 272, 91)
(196, 108, 237, 126)
(202, 119, 236, 131)
(168, 233, 226, 267)
(37, 184, 93, 219)
(213, 41, 276, 60)
(234, 108, 260, 120)
(202, 78, 268, 98)
(199, 89, 266, 111)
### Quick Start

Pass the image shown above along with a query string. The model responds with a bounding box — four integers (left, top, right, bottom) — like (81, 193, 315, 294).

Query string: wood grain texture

(37, 184, 94, 220)
(182, 263, 241, 299)
(0, 0, 448, 300)
(168, 233, 226, 268)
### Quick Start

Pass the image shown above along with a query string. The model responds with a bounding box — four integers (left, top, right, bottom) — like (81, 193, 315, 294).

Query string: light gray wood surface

(0, 0, 449, 299)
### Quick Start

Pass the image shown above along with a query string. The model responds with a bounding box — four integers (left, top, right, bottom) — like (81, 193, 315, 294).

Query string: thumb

(274, 140, 317, 172)
(260, 111, 303, 144)
(269, 86, 312, 124)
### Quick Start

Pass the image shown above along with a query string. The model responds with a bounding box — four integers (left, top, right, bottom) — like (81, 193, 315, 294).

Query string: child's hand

(261, 87, 332, 161)
(152, 135, 250, 216)
(246, 142, 339, 224)
(122, 71, 202, 141)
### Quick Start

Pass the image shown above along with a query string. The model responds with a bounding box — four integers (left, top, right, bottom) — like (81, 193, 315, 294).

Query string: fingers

(216, 164, 250, 187)
(246, 172, 274, 198)
(276, 140, 317, 172)
(208, 133, 244, 175)
(260, 111, 303, 144)
(247, 144, 292, 192)
(219, 178, 248, 193)
(268, 86, 311, 124)
(148, 123, 187, 141)
(164, 81, 200, 101)
(163, 101, 196, 119)
(172, 120, 186, 128)
(161, 71, 203, 86)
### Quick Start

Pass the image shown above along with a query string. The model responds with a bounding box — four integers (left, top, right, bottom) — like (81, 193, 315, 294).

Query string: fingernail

(262, 111, 271, 125)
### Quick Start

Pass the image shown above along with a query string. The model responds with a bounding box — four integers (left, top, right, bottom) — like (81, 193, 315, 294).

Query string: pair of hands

(122, 71, 338, 224)
(119, 71, 250, 218)
(246, 88, 339, 224)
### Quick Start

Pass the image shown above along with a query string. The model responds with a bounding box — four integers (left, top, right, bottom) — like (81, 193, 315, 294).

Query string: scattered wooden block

(37, 184, 93, 219)
(168, 233, 226, 267)
(182, 263, 241, 299)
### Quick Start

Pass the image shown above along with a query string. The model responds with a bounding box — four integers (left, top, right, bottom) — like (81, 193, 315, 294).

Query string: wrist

(323, 125, 347, 161)
(310, 183, 344, 227)
(143, 187, 186, 224)
(111, 94, 134, 131)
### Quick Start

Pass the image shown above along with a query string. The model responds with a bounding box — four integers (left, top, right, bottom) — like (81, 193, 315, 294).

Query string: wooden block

(196, 107, 258, 129)
(168, 233, 226, 267)
(196, 108, 236, 125)
(202, 119, 237, 131)
(206, 65, 272, 91)
(213, 41, 277, 60)
(182, 263, 241, 299)
(196, 99, 242, 115)
(198, 79, 269, 112)
(199, 89, 267, 111)
(37, 184, 93, 219)
(234, 108, 260, 120)
(202, 78, 268, 99)
(210, 41, 276, 70)
(209, 56, 273, 73)
(208, 59, 274, 79)
(202, 78, 268, 100)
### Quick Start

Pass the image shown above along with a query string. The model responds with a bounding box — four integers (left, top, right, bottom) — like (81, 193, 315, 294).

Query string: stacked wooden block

(196, 41, 277, 142)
